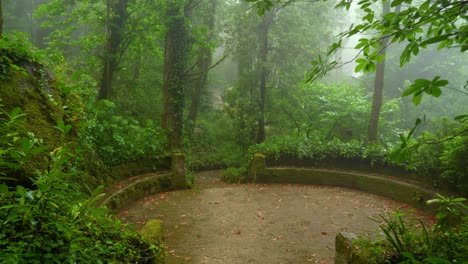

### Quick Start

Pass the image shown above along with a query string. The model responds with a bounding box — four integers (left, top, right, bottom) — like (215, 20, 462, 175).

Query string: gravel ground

(119, 171, 430, 264)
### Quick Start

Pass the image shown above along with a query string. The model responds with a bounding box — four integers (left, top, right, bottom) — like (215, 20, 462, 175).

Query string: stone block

(335, 232, 357, 264)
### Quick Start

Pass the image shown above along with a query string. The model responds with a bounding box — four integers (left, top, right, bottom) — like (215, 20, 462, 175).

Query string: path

(118, 171, 431, 264)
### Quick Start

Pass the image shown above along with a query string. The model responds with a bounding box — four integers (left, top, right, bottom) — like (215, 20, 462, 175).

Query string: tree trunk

(186, 0, 217, 135)
(367, 1, 390, 143)
(235, 3, 257, 152)
(0, 0, 3, 38)
(256, 9, 275, 143)
(98, 0, 129, 100)
(161, 1, 191, 152)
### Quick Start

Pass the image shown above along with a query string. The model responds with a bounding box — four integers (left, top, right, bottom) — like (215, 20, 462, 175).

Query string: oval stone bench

(251, 153, 438, 211)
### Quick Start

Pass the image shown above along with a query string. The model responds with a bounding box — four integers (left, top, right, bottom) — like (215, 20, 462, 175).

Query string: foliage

(80, 100, 167, 167)
(365, 195, 467, 263)
(0, 33, 42, 81)
(353, 239, 393, 263)
(312, 0, 466, 100)
(269, 82, 402, 142)
(426, 194, 467, 232)
(0, 105, 46, 182)
(394, 118, 468, 194)
(221, 167, 248, 183)
(0, 105, 164, 263)
(245, 0, 467, 119)
(186, 111, 249, 169)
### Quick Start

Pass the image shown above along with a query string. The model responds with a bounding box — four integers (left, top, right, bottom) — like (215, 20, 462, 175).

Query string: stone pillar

(171, 153, 186, 188)
(335, 232, 357, 264)
(250, 153, 266, 182)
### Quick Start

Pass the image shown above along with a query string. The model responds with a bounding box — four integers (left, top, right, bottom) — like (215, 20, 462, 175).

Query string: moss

(139, 219, 166, 264)
(351, 239, 391, 264)
(140, 219, 164, 244)
(0, 63, 65, 183)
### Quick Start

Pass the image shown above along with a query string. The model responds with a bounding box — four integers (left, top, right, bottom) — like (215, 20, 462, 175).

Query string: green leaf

(402, 85, 420, 97)
(433, 79, 448, 86)
(414, 78, 431, 86)
(430, 86, 442, 97)
(454, 114, 468, 122)
(412, 92, 423, 105)
(420, 34, 451, 46)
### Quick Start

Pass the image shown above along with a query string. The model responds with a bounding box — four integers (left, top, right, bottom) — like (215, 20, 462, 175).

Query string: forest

(0, 0, 466, 263)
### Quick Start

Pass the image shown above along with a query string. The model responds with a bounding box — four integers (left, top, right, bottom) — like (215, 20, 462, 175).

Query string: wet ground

(118, 171, 431, 264)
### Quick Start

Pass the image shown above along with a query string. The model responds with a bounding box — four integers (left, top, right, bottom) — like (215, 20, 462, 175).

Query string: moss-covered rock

(0, 56, 65, 184)
(139, 219, 166, 264)
(140, 219, 165, 244)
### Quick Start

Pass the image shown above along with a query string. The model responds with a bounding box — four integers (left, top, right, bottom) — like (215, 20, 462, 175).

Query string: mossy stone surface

(0, 62, 65, 183)
(140, 219, 164, 244)
(259, 167, 437, 211)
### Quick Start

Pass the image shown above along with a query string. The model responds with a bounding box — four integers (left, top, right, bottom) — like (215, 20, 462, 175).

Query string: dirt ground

(118, 171, 431, 264)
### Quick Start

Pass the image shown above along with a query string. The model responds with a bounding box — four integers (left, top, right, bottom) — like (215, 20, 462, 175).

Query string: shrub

(80, 100, 167, 167)
(0, 105, 164, 263)
(221, 167, 248, 183)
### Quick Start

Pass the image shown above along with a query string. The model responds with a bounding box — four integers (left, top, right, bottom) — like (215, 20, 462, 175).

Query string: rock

(140, 219, 164, 245)
(335, 232, 357, 264)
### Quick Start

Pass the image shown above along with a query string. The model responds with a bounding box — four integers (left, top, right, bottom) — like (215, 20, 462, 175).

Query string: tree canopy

(246, 0, 467, 106)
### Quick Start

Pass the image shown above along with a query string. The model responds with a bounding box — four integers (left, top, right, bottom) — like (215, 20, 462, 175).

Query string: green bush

(360, 195, 467, 263)
(0, 106, 164, 263)
(0, 33, 42, 81)
(80, 100, 167, 166)
(221, 167, 248, 183)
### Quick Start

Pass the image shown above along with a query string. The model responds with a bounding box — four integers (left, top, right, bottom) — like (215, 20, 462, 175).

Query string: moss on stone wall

(0, 61, 66, 183)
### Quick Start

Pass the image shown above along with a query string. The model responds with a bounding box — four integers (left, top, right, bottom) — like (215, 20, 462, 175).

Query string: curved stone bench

(97, 172, 176, 212)
(251, 154, 438, 211)
(97, 153, 187, 212)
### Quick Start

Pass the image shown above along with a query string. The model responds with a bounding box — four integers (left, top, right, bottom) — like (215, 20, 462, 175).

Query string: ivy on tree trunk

(162, 1, 191, 152)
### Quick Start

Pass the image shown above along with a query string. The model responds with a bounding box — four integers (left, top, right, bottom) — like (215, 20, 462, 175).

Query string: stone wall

(97, 154, 187, 212)
(250, 153, 437, 211)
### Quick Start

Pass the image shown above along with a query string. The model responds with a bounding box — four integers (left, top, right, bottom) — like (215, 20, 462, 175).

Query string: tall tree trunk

(162, 1, 191, 152)
(367, 1, 390, 143)
(256, 9, 275, 143)
(98, 0, 129, 100)
(235, 3, 257, 152)
(0, 0, 3, 38)
(186, 0, 217, 135)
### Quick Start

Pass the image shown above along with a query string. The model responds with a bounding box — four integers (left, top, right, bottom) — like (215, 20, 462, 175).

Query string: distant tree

(367, 0, 390, 143)
(187, 0, 217, 135)
(98, 0, 131, 100)
(247, 0, 467, 108)
(256, 7, 277, 143)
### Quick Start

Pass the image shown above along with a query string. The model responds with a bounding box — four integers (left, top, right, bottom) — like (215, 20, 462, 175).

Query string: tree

(186, 0, 217, 135)
(247, 0, 467, 107)
(367, 0, 390, 143)
(98, 0, 131, 100)
(256, 7, 277, 143)
(161, 0, 192, 152)
(0, 0, 3, 38)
